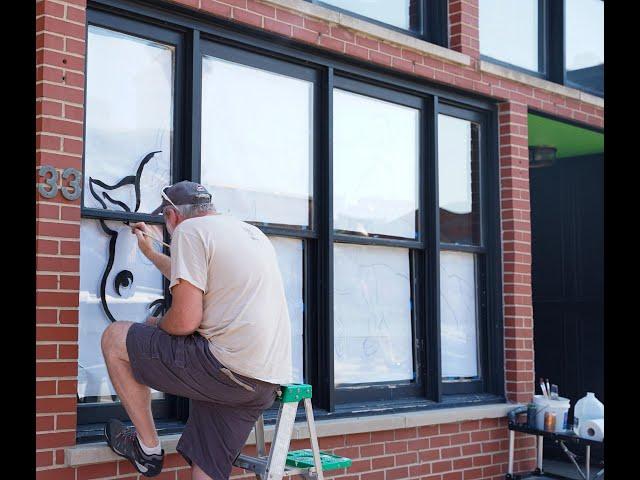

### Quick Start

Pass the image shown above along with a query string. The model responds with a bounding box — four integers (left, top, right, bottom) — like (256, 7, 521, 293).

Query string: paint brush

(141, 230, 170, 249)
(545, 379, 551, 399)
(129, 224, 170, 249)
(540, 378, 548, 398)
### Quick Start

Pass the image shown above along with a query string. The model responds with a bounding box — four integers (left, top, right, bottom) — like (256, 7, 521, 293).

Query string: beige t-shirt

(168, 214, 292, 385)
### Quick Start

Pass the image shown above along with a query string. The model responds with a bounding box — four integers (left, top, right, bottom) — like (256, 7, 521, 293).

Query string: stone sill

(480, 60, 604, 108)
(262, 0, 472, 67)
(65, 402, 520, 467)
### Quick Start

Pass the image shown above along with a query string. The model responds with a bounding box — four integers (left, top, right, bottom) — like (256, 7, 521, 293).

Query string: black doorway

(530, 152, 604, 464)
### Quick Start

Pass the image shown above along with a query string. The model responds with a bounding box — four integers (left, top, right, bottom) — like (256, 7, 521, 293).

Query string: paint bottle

(544, 412, 556, 432)
(527, 403, 537, 429)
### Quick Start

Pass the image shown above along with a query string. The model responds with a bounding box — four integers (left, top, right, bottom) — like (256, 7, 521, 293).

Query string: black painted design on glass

(88, 151, 166, 323)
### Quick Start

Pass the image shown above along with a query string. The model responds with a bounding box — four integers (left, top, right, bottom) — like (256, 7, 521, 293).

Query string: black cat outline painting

(87, 150, 167, 323)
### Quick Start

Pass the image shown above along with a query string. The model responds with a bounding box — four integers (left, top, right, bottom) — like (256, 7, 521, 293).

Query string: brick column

(499, 100, 537, 474)
(449, 0, 479, 60)
(36, 0, 86, 477)
(498, 101, 535, 404)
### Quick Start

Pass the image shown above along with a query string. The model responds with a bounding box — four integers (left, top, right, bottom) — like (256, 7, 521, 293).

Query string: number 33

(38, 165, 82, 201)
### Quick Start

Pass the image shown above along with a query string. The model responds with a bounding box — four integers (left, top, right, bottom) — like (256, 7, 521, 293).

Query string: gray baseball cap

(151, 181, 213, 215)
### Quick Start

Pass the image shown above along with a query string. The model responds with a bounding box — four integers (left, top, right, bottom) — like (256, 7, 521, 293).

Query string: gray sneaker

(104, 419, 164, 477)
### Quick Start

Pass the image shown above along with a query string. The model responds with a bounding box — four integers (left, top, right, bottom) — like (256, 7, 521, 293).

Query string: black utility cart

(505, 407, 604, 479)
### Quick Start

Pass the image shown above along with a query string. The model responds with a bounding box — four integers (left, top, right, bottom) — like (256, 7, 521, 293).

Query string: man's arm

(131, 222, 171, 279)
(157, 279, 203, 336)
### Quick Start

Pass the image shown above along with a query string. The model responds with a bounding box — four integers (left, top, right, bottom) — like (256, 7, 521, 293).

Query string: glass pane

(440, 251, 479, 380)
(78, 219, 166, 401)
(84, 26, 173, 214)
(269, 237, 304, 384)
(333, 89, 419, 239)
(201, 56, 313, 227)
(438, 115, 480, 245)
(334, 243, 414, 385)
(479, 0, 539, 71)
(320, 0, 415, 30)
(566, 0, 604, 94)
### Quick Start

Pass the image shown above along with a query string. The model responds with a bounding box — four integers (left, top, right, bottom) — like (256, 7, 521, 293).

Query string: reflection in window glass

(333, 89, 419, 239)
(269, 237, 304, 384)
(319, 0, 414, 30)
(438, 115, 480, 245)
(479, 0, 539, 72)
(78, 220, 165, 401)
(566, 0, 604, 93)
(440, 251, 479, 379)
(84, 26, 173, 214)
(201, 56, 313, 227)
(334, 244, 414, 384)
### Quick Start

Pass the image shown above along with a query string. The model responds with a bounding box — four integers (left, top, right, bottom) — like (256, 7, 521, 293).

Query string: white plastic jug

(573, 392, 604, 435)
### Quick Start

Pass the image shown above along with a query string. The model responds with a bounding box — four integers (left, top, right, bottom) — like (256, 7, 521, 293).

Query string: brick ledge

(65, 402, 520, 467)
(480, 60, 604, 108)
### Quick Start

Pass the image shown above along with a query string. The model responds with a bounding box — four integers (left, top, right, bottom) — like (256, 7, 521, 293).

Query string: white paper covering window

(269, 237, 304, 384)
(83, 26, 173, 213)
(78, 220, 165, 399)
(334, 244, 414, 385)
(79, 27, 174, 400)
(333, 89, 419, 239)
(440, 251, 479, 379)
(200, 56, 313, 227)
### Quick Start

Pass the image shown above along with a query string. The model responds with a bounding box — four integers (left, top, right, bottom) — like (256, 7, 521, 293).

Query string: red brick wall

(35, 0, 602, 478)
(449, 0, 479, 60)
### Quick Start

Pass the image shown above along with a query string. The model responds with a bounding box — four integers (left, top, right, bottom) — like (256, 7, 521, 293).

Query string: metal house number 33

(38, 165, 82, 201)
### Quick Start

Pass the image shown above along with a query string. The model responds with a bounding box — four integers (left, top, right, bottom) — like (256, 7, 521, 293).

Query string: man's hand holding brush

(130, 222, 172, 279)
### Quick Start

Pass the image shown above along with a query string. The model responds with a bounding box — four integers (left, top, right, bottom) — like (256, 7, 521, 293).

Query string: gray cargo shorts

(126, 322, 280, 480)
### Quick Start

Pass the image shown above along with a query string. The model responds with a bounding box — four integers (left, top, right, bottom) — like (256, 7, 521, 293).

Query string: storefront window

(565, 0, 604, 94)
(78, 25, 174, 406)
(333, 89, 419, 239)
(200, 56, 313, 227)
(479, 0, 540, 73)
(270, 237, 305, 384)
(438, 113, 482, 383)
(77, 6, 503, 432)
(334, 244, 414, 384)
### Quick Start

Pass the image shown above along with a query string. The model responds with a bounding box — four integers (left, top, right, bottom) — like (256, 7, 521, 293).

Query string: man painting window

(100, 181, 293, 479)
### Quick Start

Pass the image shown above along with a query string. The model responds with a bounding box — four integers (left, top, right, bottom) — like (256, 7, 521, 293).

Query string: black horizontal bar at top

(81, 208, 165, 224)
(439, 243, 486, 254)
(334, 232, 423, 249)
(253, 224, 318, 239)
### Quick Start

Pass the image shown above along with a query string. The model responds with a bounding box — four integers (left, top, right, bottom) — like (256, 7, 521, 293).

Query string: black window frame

(77, 8, 190, 442)
(479, 0, 603, 97)
(307, 0, 449, 47)
(77, 0, 505, 443)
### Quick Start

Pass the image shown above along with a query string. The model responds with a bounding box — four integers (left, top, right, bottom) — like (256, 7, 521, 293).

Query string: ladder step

(277, 384, 313, 403)
(286, 449, 352, 471)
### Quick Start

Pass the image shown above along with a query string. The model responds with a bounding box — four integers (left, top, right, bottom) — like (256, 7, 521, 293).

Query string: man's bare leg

(101, 321, 159, 448)
(192, 463, 214, 480)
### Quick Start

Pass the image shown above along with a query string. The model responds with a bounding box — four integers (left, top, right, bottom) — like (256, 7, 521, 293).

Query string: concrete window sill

(65, 402, 521, 467)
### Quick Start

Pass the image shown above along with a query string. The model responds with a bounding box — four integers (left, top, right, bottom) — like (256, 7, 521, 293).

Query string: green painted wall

(528, 114, 604, 159)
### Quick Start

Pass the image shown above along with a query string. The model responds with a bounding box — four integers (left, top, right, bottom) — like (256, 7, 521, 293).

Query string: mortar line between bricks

(36, 13, 86, 28)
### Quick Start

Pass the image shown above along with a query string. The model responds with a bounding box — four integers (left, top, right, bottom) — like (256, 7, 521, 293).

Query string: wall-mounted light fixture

(528, 145, 557, 168)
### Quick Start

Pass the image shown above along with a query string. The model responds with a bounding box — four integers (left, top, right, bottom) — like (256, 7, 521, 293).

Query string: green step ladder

(233, 384, 352, 480)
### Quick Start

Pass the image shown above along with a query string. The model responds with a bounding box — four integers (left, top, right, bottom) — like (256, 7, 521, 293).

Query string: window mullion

(425, 96, 442, 403)
(186, 28, 202, 184)
(316, 66, 335, 412)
